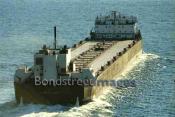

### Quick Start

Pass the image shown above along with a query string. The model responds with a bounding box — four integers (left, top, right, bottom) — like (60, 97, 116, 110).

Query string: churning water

(0, 0, 175, 116)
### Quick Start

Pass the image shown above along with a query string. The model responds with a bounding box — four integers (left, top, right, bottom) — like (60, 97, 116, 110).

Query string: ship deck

(71, 40, 133, 72)
(71, 42, 98, 59)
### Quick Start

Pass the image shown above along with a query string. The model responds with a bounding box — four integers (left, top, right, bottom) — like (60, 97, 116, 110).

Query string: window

(61, 68, 66, 73)
(35, 57, 43, 65)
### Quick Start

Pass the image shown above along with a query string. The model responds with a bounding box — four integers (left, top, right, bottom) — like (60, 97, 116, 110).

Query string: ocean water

(0, 0, 175, 117)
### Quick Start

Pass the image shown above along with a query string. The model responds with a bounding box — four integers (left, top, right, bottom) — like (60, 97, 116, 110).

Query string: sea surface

(0, 0, 175, 117)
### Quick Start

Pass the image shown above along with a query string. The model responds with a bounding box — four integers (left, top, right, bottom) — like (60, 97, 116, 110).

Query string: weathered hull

(14, 81, 92, 105)
(14, 39, 142, 105)
(92, 40, 142, 96)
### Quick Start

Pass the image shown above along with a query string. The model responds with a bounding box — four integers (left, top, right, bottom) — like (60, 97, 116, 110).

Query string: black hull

(14, 80, 92, 105)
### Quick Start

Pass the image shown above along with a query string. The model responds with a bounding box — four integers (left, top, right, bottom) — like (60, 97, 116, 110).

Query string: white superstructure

(90, 11, 139, 39)
(33, 45, 72, 80)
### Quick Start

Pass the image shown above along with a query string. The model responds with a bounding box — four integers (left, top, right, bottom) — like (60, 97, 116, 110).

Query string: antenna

(54, 26, 57, 49)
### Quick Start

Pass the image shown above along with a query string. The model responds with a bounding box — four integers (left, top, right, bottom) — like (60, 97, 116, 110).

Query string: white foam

(120, 51, 160, 77)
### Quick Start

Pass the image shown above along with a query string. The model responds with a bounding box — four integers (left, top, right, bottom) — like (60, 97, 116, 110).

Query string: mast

(54, 26, 57, 49)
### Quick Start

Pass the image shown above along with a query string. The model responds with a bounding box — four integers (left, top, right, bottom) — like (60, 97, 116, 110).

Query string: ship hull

(14, 81, 92, 105)
(92, 39, 142, 96)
